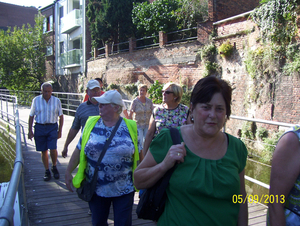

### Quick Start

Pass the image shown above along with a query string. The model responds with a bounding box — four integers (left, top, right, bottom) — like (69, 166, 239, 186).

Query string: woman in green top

(134, 76, 248, 226)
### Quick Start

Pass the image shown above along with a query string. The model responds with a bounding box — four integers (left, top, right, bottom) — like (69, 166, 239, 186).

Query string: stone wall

(87, 41, 204, 89)
(82, 13, 300, 132)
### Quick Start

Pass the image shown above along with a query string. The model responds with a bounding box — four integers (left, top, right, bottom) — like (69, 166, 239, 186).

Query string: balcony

(60, 49, 82, 68)
(61, 9, 82, 34)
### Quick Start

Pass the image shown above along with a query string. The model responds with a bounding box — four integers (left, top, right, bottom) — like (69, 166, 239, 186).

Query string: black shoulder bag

(136, 127, 181, 221)
(77, 117, 122, 202)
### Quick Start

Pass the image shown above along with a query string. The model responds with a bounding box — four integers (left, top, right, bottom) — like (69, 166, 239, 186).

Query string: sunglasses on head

(162, 90, 174, 94)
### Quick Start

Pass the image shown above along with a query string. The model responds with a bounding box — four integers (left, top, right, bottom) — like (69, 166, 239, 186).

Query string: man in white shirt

(28, 82, 64, 181)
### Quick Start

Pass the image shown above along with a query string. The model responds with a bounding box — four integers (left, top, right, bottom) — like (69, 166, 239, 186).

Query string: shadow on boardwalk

(16, 105, 267, 226)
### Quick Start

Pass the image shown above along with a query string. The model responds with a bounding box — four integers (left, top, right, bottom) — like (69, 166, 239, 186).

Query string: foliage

(241, 121, 257, 141)
(124, 83, 138, 96)
(197, 43, 219, 76)
(256, 127, 268, 140)
(106, 83, 119, 90)
(283, 43, 300, 75)
(180, 85, 192, 107)
(244, 44, 279, 80)
(148, 80, 163, 104)
(0, 129, 15, 182)
(132, 0, 208, 38)
(246, 0, 300, 79)
(218, 40, 234, 58)
(260, 130, 284, 163)
(251, 0, 299, 45)
(86, 0, 144, 48)
(174, 0, 208, 29)
(0, 14, 47, 91)
(132, 0, 180, 38)
(0, 154, 13, 182)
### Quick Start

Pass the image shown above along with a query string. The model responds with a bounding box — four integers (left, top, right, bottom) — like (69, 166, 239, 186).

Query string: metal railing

(0, 94, 28, 226)
(0, 89, 84, 117)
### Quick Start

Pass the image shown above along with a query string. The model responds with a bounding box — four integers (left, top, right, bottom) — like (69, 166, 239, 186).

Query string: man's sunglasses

(162, 90, 174, 94)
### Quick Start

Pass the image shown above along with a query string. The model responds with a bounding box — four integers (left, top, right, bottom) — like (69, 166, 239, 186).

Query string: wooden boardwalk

(15, 105, 267, 226)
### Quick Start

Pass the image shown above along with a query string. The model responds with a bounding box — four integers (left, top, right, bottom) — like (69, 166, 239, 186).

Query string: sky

(1, 0, 54, 8)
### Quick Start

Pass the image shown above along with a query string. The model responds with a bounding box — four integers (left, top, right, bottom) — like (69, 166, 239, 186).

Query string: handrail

(0, 96, 28, 226)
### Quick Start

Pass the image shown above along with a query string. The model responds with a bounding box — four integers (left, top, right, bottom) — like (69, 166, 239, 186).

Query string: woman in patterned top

(129, 84, 154, 161)
(65, 90, 139, 226)
(143, 82, 189, 156)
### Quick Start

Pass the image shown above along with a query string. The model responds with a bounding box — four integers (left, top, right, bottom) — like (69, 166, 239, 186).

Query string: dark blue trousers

(89, 192, 134, 226)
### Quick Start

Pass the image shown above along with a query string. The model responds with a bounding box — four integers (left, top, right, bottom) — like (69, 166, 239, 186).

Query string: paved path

(8, 103, 267, 225)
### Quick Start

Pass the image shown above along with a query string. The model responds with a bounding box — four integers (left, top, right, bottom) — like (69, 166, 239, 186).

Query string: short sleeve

(71, 111, 81, 130)
(57, 99, 63, 116)
(150, 128, 174, 164)
(129, 98, 137, 112)
(29, 97, 36, 116)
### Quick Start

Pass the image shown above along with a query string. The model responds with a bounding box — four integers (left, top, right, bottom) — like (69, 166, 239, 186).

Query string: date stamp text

(232, 194, 285, 204)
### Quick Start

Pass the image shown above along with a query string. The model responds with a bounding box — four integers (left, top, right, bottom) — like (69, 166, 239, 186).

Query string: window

(73, 0, 80, 10)
(73, 39, 81, 49)
(59, 7, 64, 25)
(46, 46, 53, 56)
(60, 42, 64, 55)
(43, 15, 53, 33)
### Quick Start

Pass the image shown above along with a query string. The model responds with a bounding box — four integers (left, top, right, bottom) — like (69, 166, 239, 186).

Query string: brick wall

(215, 0, 259, 21)
(41, 5, 56, 81)
(87, 41, 203, 90)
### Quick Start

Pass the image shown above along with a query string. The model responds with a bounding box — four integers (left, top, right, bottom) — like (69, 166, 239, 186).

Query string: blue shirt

(71, 100, 99, 130)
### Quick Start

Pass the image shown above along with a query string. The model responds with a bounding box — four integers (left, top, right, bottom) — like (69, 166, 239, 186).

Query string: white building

(55, 0, 87, 76)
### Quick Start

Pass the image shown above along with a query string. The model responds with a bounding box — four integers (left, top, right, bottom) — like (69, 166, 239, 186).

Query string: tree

(0, 14, 47, 91)
(87, 0, 145, 48)
(132, 0, 180, 38)
(132, 0, 208, 38)
(175, 0, 208, 29)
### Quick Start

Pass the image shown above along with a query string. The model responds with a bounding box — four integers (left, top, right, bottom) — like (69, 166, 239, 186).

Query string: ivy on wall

(248, 0, 300, 79)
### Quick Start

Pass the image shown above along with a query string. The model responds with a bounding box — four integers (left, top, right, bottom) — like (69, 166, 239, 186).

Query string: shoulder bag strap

(161, 127, 181, 181)
(152, 127, 182, 206)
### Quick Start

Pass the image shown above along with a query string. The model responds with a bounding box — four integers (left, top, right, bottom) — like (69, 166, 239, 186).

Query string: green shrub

(241, 121, 256, 140)
(260, 130, 284, 164)
(148, 80, 163, 104)
(256, 127, 268, 140)
(218, 40, 234, 58)
(124, 83, 138, 96)
(180, 85, 192, 106)
(197, 43, 219, 76)
(107, 83, 119, 90)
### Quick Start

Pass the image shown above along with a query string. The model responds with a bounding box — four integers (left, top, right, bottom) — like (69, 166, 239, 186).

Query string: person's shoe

(44, 169, 51, 181)
(51, 166, 60, 179)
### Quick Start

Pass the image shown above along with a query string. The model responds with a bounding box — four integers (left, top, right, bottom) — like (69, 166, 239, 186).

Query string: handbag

(76, 117, 123, 202)
(136, 127, 181, 221)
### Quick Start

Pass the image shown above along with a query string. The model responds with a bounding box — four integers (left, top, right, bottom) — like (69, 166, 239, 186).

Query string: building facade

(40, 0, 91, 86)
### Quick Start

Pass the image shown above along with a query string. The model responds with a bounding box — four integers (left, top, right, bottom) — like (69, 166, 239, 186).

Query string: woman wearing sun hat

(65, 90, 139, 226)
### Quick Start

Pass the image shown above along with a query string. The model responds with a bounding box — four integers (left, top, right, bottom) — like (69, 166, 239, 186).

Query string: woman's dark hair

(190, 76, 232, 119)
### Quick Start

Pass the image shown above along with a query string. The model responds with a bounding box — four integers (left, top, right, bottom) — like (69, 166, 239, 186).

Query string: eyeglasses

(162, 90, 174, 94)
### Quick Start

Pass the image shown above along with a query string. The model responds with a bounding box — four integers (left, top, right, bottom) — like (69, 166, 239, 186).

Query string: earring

(190, 116, 194, 122)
